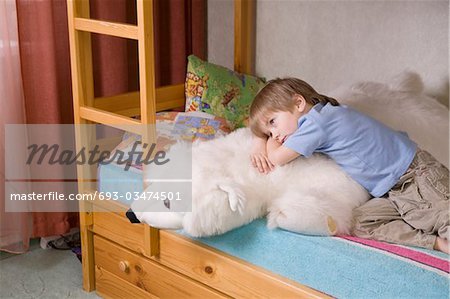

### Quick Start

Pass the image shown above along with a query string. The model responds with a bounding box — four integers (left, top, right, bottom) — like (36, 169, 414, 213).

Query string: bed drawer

(92, 206, 147, 254)
(94, 235, 228, 298)
(158, 231, 328, 298)
(95, 266, 158, 299)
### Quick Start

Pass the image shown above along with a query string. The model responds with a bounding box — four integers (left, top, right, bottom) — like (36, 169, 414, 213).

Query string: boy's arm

(251, 135, 274, 173)
(266, 137, 300, 166)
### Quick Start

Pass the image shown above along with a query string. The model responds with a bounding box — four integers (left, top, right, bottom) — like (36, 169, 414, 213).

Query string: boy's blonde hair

(249, 77, 339, 138)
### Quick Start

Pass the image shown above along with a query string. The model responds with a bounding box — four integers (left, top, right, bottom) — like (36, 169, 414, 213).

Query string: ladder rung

(74, 18, 138, 40)
(94, 91, 140, 113)
(103, 99, 185, 118)
(79, 106, 143, 134)
(156, 98, 185, 112)
(93, 84, 185, 115)
(156, 84, 185, 101)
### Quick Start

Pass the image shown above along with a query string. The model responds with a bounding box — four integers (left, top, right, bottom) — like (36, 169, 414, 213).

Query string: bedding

(116, 111, 231, 157)
(185, 55, 266, 129)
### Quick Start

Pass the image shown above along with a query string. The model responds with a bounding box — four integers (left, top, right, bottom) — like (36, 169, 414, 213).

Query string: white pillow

(329, 71, 449, 168)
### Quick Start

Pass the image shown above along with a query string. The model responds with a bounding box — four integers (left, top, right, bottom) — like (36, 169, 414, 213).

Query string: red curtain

(153, 0, 206, 86)
(10, 0, 205, 245)
(89, 0, 206, 97)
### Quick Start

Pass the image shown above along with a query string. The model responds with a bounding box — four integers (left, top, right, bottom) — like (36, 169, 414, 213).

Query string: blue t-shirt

(283, 103, 417, 197)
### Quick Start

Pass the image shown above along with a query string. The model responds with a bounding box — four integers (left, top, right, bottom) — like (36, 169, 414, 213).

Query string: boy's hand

(251, 136, 275, 174)
(251, 153, 275, 174)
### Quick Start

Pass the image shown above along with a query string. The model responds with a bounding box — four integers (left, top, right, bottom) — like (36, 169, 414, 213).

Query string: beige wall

(207, 0, 234, 70)
(208, 0, 449, 106)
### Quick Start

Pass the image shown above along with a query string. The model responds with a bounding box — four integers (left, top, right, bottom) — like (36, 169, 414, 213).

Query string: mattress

(98, 112, 449, 298)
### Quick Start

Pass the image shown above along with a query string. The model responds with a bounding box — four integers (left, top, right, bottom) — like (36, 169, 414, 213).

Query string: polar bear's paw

(266, 194, 338, 236)
(266, 205, 284, 229)
(135, 211, 184, 230)
(218, 182, 246, 215)
(327, 216, 338, 235)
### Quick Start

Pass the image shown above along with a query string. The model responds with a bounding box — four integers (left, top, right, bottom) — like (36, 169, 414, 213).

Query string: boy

(249, 77, 449, 253)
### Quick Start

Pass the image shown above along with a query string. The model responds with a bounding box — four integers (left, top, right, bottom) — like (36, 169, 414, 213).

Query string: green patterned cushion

(184, 55, 265, 129)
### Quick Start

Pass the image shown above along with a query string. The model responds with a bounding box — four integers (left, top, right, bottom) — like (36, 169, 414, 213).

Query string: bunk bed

(67, 0, 321, 297)
(67, 1, 449, 298)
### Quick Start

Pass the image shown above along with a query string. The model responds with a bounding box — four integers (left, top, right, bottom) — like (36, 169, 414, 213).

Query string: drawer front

(94, 235, 227, 298)
(95, 266, 158, 299)
(92, 206, 146, 255)
(158, 231, 329, 299)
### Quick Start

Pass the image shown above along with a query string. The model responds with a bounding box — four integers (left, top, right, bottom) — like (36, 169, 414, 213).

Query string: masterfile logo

(4, 124, 192, 213)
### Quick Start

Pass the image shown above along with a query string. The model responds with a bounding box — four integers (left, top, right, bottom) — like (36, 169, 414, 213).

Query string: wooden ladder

(66, 0, 255, 292)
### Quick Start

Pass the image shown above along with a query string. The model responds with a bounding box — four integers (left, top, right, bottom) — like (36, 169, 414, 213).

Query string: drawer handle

(119, 261, 130, 273)
(204, 266, 214, 274)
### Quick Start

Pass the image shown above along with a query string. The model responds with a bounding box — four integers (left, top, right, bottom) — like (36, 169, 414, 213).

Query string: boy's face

(263, 94, 312, 144)
(264, 110, 302, 144)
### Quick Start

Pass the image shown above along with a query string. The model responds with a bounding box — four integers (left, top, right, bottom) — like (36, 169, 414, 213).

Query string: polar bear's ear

(347, 71, 424, 98)
(389, 71, 424, 94)
(217, 182, 246, 215)
(351, 81, 388, 96)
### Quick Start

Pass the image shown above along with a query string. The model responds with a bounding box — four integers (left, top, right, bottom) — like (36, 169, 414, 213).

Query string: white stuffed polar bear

(132, 127, 370, 237)
(132, 71, 448, 237)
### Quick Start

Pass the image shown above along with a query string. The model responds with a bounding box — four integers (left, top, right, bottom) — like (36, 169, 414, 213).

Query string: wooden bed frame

(67, 0, 330, 297)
